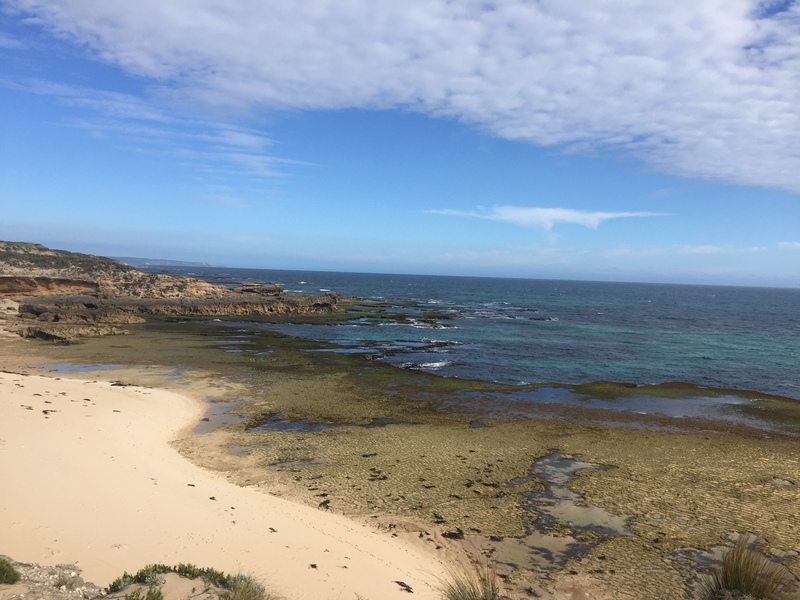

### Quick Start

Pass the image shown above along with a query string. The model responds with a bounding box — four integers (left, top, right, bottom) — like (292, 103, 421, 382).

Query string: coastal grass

(696, 538, 798, 600)
(0, 557, 21, 585)
(107, 564, 273, 600)
(224, 574, 272, 600)
(107, 564, 230, 593)
(123, 586, 164, 600)
(438, 564, 506, 600)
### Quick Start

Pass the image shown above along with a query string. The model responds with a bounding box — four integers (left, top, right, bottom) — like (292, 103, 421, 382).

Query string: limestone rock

(0, 240, 339, 340)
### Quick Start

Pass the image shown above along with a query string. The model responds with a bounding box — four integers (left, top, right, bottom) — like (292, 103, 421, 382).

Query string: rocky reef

(0, 241, 339, 341)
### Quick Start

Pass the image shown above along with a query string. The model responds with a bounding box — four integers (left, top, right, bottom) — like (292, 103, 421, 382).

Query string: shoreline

(0, 365, 450, 599)
(3, 320, 800, 599)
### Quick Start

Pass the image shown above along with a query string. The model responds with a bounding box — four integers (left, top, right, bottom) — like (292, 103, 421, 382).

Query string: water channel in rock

(476, 451, 631, 578)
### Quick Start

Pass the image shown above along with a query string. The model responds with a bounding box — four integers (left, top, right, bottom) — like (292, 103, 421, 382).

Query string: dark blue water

(157, 267, 800, 400)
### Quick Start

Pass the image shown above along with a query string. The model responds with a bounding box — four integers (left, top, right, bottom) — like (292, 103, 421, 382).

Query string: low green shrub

(123, 586, 164, 600)
(136, 564, 171, 586)
(0, 558, 21, 585)
(107, 573, 135, 593)
(107, 563, 235, 594)
(696, 538, 797, 600)
(173, 563, 203, 580)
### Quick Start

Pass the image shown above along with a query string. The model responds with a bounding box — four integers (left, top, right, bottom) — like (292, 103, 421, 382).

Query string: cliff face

(0, 276, 100, 296)
(0, 241, 226, 299)
(0, 241, 338, 341)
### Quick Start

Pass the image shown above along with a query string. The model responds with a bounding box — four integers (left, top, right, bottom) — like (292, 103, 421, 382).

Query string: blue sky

(1, 1, 799, 287)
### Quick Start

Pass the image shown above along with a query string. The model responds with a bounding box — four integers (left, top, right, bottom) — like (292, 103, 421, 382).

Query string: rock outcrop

(0, 241, 230, 299)
(0, 555, 105, 600)
(0, 241, 339, 341)
(0, 276, 100, 296)
(0, 556, 243, 600)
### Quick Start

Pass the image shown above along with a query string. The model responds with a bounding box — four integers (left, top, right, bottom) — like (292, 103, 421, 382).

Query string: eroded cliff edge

(0, 241, 338, 341)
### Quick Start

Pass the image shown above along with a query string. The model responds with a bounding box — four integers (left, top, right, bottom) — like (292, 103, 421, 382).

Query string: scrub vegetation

(107, 564, 273, 600)
(696, 539, 798, 600)
(0, 557, 21, 585)
(437, 565, 505, 600)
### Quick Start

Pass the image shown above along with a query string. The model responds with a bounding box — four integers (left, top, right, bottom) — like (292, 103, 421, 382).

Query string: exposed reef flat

(5, 317, 799, 599)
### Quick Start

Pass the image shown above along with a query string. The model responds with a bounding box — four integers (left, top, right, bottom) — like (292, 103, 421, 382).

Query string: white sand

(0, 371, 448, 599)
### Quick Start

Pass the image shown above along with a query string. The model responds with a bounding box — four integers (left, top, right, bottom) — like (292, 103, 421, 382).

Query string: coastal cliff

(0, 241, 338, 341)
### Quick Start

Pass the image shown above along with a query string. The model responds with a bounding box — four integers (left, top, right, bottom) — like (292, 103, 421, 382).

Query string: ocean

(154, 267, 800, 402)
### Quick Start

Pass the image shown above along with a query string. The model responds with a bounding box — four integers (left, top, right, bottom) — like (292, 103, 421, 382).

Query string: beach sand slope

(0, 372, 446, 599)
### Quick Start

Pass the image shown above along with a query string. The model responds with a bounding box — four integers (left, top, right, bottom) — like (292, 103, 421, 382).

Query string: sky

(1, 1, 799, 287)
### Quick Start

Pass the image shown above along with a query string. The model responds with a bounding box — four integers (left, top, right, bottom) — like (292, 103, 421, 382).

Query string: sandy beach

(0, 369, 449, 599)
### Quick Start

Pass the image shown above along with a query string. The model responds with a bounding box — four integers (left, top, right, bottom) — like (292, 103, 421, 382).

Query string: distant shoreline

(112, 256, 221, 268)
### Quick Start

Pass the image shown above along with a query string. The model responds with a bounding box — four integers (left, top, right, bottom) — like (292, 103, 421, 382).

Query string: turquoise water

(157, 267, 800, 401)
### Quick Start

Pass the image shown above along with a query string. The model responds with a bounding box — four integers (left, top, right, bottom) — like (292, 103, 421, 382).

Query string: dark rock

(442, 528, 465, 539)
(232, 283, 283, 296)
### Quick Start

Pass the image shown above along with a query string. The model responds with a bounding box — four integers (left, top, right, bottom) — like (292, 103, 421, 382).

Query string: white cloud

(605, 243, 768, 258)
(779, 241, 800, 249)
(2, 78, 171, 122)
(0, 31, 25, 48)
(4, 1, 800, 191)
(678, 245, 724, 255)
(603, 246, 665, 259)
(3, 77, 292, 182)
(426, 206, 666, 229)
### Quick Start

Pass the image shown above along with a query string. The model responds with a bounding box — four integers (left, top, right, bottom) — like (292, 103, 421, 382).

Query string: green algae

(570, 380, 800, 403)
(21, 314, 800, 599)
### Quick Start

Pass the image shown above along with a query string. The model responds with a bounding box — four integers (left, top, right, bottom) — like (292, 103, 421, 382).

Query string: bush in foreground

(107, 564, 273, 600)
(124, 586, 164, 600)
(0, 557, 21, 585)
(696, 538, 798, 600)
(108, 564, 230, 593)
(438, 564, 505, 600)
(225, 574, 269, 600)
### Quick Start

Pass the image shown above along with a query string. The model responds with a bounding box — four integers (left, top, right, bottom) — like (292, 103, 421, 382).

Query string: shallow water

(193, 400, 248, 434)
(484, 452, 630, 574)
(155, 266, 800, 401)
(246, 411, 354, 433)
(521, 452, 630, 536)
(37, 362, 125, 372)
(438, 385, 800, 436)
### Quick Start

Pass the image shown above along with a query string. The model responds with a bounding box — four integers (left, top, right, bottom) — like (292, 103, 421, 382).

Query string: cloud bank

(4, 0, 800, 192)
(426, 206, 666, 229)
